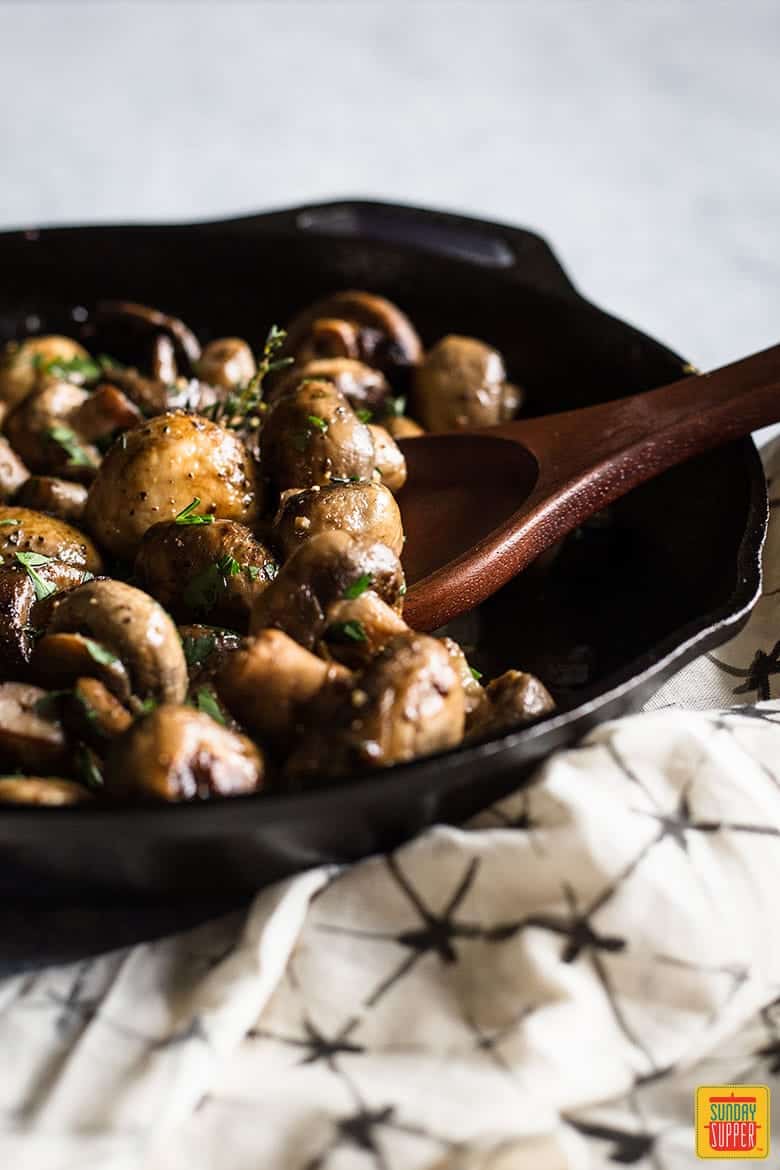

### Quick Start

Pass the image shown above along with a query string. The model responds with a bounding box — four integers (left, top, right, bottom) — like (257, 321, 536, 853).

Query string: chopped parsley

(195, 686, 226, 726)
(136, 696, 158, 716)
(355, 408, 373, 423)
(326, 619, 368, 644)
(343, 573, 372, 600)
(469, 666, 483, 681)
(83, 638, 119, 667)
(174, 497, 214, 525)
(77, 744, 104, 790)
(14, 551, 56, 601)
(48, 425, 96, 468)
(36, 353, 102, 383)
(0, 518, 19, 526)
(398, 582, 407, 597)
(329, 474, 361, 485)
(182, 632, 216, 669)
(182, 553, 241, 613)
(386, 394, 406, 418)
(307, 414, 328, 432)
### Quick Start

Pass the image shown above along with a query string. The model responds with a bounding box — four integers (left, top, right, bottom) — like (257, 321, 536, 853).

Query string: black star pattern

(250, 1012, 365, 1069)
(634, 785, 780, 851)
(477, 793, 546, 854)
(315, 854, 485, 1008)
(708, 640, 780, 701)
(462, 1004, 533, 1077)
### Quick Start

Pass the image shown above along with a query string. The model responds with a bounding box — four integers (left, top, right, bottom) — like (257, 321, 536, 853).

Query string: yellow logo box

(695, 1085, 770, 1159)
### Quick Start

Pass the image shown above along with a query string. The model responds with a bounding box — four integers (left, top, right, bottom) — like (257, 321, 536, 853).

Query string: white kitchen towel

(0, 436, 778, 1170)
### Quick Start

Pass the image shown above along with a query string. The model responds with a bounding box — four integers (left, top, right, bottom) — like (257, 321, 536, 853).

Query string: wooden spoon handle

(492, 343, 780, 491)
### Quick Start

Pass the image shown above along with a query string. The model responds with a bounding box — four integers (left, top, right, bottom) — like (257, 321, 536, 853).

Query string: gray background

(0, 0, 778, 370)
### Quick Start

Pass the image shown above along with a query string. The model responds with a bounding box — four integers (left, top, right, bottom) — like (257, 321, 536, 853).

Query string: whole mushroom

(272, 482, 404, 559)
(412, 334, 519, 431)
(0, 505, 103, 572)
(0, 335, 91, 421)
(283, 291, 423, 381)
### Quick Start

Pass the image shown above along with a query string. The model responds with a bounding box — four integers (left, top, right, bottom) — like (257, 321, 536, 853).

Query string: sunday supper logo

(695, 1085, 770, 1159)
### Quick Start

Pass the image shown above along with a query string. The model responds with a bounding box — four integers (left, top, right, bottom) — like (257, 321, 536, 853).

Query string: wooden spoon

(398, 344, 780, 631)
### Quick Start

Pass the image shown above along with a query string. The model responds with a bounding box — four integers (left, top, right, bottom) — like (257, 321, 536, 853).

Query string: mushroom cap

(106, 704, 264, 801)
(14, 477, 88, 524)
(3, 380, 101, 478)
(0, 335, 90, 414)
(272, 358, 390, 412)
(273, 481, 404, 559)
(367, 424, 407, 493)
(96, 300, 202, 370)
(84, 411, 261, 560)
(0, 435, 29, 501)
(412, 334, 508, 432)
(284, 291, 423, 377)
(196, 338, 256, 390)
(0, 560, 91, 679)
(46, 578, 188, 705)
(0, 682, 69, 774)
(0, 505, 103, 572)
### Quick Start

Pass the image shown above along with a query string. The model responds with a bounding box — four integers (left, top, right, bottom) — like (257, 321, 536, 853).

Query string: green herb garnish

(174, 497, 214, 526)
(356, 408, 373, 423)
(36, 354, 102, 383)
(398, 582, 407, 597)
(0, 519, 19, 526)
(195, 686, 226, 726)
(326, 619, 368, 644)
(77, 744, 104, 790)
(307, 414, 328, 433)
(137, 697, 158, 716)
(84, 638, 119, 667)
(469, 666, 483, 681)
(210, 323, 294, 427)
(343, 573, 372, 600)
(182, 553, 241, 613)
(329, 474, 361, 485)
(14, 551, 55, 601)
(48, 425, 96, 468)
(182, 633, 216, 669)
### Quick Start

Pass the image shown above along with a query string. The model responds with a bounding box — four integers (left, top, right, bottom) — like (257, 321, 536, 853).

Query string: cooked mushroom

(283, 291, 423, 380)
(383, 413, 424, 440)
(30, 632, 133, 704)
(0, 559, 89, 679)
(441, 636, 488, 722)
(217, 628, 350, 750)
(15, 477, 88, 523)
(367, 424, 407, 492)
(63, 676, 133, 746)
(272, 357, 390, 412)
(151, 334, 178, 383)
(0, 682, 69, 773)
(3, 381, 101, 477)
(45, 578, 188, 705)
(286, 632, 464, 778)
(97, 300, 202, 370)
(467, 670, 556, 738)
(0, 777, 93, 805)
(0, 435, 29, 500)
(273, 482, 404, 559)
(412, 334, 516, 431)
(250, 531, 406, 649)
(70, 383, 142, 442)
(0, 506, 102, 571)
(84, 411, 261, 560)
(105, 705, 264, 802)
(135, 519, 277, 625)
(322, 590, 408, 668)
(196, 338, 256, 389)
(179, 624, 243, 688)
(0, 335, 91, 419)
(260, 379, 375, 492)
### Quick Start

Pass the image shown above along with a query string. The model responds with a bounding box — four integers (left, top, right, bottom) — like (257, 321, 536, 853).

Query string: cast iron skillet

(0, 201, 767, 906)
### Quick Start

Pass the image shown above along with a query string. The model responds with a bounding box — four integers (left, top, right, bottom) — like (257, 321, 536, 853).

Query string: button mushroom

(0, 777, 93, 805)
(441, 636, 489, 723)
(0, 559, 90, 679)
(135, 518, 277, 625)
(250, 530, 406, 650)
(272, 482, 404, 559)
(4, 380, 101, 478)
(0, 682, 69, 774)
(0, 505, 103, 572)
(15, 477, 88, 524)
(283, 291, 423, 381)
(0, 435, 29, 500)
(64, 676, 133, 746)
(382, 413, 425, 440)
(467, 670, 556, 738)
(323, 590, 409, 668)
(260, 379, 375, 492)
(272, 358, 390, 413)
(196, 338, 256, 389)
(105, 705, 264, 802)
(412, 334, 519, 431)
(84, 411, 261, 560)
(96, 300, 202, 372)
(367, 424, 407, 492)
(0, 335, 92, 419)
(217, 628, 350, 751)
(179, 624, 243, 688)
(43, 578, 188, 705)
(286, 632, 465, 779)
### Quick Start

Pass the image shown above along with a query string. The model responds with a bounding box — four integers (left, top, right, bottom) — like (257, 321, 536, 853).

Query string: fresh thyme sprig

(207, 324, 294, 427)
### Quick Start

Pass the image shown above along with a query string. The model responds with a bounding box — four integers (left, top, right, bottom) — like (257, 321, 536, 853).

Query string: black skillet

(0, 201, 767, 918)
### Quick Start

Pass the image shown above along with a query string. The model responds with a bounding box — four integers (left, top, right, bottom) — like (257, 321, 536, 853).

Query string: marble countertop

(1, 0, 778, 371)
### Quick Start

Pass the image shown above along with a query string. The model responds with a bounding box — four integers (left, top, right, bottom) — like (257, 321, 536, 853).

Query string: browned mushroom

(196, 338, 256, 389)
(441, 636, 488, 723)
(70, 383, 142, 443)
(63, 676, 133, 746)
(217, 628, 350, 750)
(44, 578, 188, 705)
(322, 590, 408, 668)
(250, 531, 406, 650)
(272, 357, 390, 413)
(0, 559, 90, 679)
(0, 777, 93, 805)
(151, 334, 178, 384)
(179, 624, 243, 688)
(97, 300, 202, 370)
(84, 411, 261, 560)
(0, 506, 103, 572)
(0, 435, 29, 500)
(260, 379, 375, 492)
(105, 705, 264, 801)
(15, 477, 88, 523)
(30, 632, 133, 704)
(283, 291, 423, 380)
(3, 381, 101, 478)
(382, 413, 424, 440)
(135, 519, 277, 625)
(467, 670, 556, 738)
(367, 424, 407, 492)
(412, 334, 518, 431)
(0, 335, 91, 420)
(286, 632, 464, 778)
(0, 682, 69, 773)
(272, 482, 404, 559)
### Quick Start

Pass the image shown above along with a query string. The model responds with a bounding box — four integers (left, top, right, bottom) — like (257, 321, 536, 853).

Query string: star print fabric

(1, 437, 779, 1170)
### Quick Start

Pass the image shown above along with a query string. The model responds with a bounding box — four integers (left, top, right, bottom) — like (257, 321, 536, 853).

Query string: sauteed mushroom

(0, 335, 91, 420)
(106, 705, 264, 802)
(0, 559, 89, 679)
(4, 381, 101, 478)
(367, 424, 407, 492)
(179, 624, 242, 688)
(284, 291, 423, 380)
(250, 531, 405, 649)
(0, 682, 69, 774)
(97, 300, 202, 370)
(15, 477, 88, 523)
(323, 590, 408, 668)
(383, 413, 424, 440)
(468, 670, 556, 737)
(64, 676, 133, 746)
(0, 435, 28, 500)
(196, 338, 256, 389)
(135, 518, 277, 624)
(261, 379, 375, 491)
(273, 357, 390, 413)
(273, 481, 404, 559)
(0, 777, 92, 805)
(0, 505, 102, 571)
(84, 411, 261, 560)
(413, 334, 518, 431)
